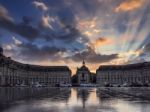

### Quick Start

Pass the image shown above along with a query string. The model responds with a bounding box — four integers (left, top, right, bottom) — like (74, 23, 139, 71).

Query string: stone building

(96, 63, 150, 86)
(0, 47, 71, 87)
(76, 60, 90, 84)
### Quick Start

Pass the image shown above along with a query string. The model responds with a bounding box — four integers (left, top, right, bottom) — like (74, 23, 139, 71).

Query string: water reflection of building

(0, 47, 71, 86)
(0, 87, 71, 110)
(77, 88, 90, 108)
(96, 63, 150, 86)
(76, 60, 90, 84)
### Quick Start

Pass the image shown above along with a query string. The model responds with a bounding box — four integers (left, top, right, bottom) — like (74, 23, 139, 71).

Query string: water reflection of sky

(1, 87, 150, 112)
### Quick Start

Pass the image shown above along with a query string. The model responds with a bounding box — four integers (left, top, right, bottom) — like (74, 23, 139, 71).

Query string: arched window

(82, 73, 84, 78)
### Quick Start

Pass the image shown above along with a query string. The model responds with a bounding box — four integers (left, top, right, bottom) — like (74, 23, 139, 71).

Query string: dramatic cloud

(66, 46, 118, 63)
(11, 43, 67, 62)
(22, 16, 33, 25)
(77, 18, 97, 30)
(56, 25, 87, 42)
(40, 15, 53, 29)
(16, 22, 40, 40)
(0, 3, 88, 47)
(91, 37, 114, 49)
(77, 17, 101, 38)
(4, 44, 12, 51)
(118, 50, 142, 58)
(1, 0, 150, 72)
(0, 5, 40, 40)
(115, 0, 143, 12)
(0, 4, 13, 21)
(12, 36, 22, 45)
(32, 1, 48, 11)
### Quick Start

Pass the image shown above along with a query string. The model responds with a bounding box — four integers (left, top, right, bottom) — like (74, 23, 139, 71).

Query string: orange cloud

(93, 37, 114, 48)
(83, 31, 93, 37)
(76, 17, 102, 38)
(115, 0, 143, 12)
(77, 17, 97, 30)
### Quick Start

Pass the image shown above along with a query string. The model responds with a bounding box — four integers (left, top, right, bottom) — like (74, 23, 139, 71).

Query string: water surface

(0, 87, 150, 112)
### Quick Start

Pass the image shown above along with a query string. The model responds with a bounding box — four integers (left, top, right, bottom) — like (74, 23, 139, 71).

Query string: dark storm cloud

(57, 25, 88, 43)
(0, 3, 87, 45)
(0, 3, 89, 62)
(0, 10, 40, 41)
(35, 0, 76, 36)
(66, 47, 118, 63)
(57, 7, 76, 25)
(36, 0, 89, 43)
(5, 0, 104, 44)
(16, 22, 40, 40)
(40, 24, 89, 46)
(15, 43, 66, 61)
(22, 16, 33, 25)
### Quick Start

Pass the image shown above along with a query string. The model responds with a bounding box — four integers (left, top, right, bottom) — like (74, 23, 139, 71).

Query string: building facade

(96, 63, 150, 86)
(76, 60, 90, 84)
(0, 47, 71, 87)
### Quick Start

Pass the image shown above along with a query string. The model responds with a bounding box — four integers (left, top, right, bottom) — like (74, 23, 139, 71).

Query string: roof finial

(82, 59, 85, 66)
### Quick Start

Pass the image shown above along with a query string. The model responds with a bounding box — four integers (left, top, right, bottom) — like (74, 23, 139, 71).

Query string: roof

(77, 60, 90, 71)
(97, 62, 150, 71)
(78, 65, 89, 71)
(0, 55, 71, 72)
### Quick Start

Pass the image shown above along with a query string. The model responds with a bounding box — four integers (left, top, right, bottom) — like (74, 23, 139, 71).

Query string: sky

(0, 0, 150, 74)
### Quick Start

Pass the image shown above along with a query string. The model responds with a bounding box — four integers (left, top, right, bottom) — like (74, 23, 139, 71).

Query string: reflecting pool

(1, 87, 150, 112)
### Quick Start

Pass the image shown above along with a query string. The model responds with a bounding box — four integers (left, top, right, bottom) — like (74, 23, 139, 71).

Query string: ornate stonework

(0, 47, 71, 87)
(76, 60, 90, 84)
(96, 63, 150, 86)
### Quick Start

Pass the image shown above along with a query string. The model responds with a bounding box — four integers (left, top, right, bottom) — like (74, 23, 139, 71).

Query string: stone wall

(0, 55, 71, 87)
(96, 63, 150, 86)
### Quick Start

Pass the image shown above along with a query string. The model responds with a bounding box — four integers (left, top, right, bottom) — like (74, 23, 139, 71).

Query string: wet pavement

(0, 87, 150, 112)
